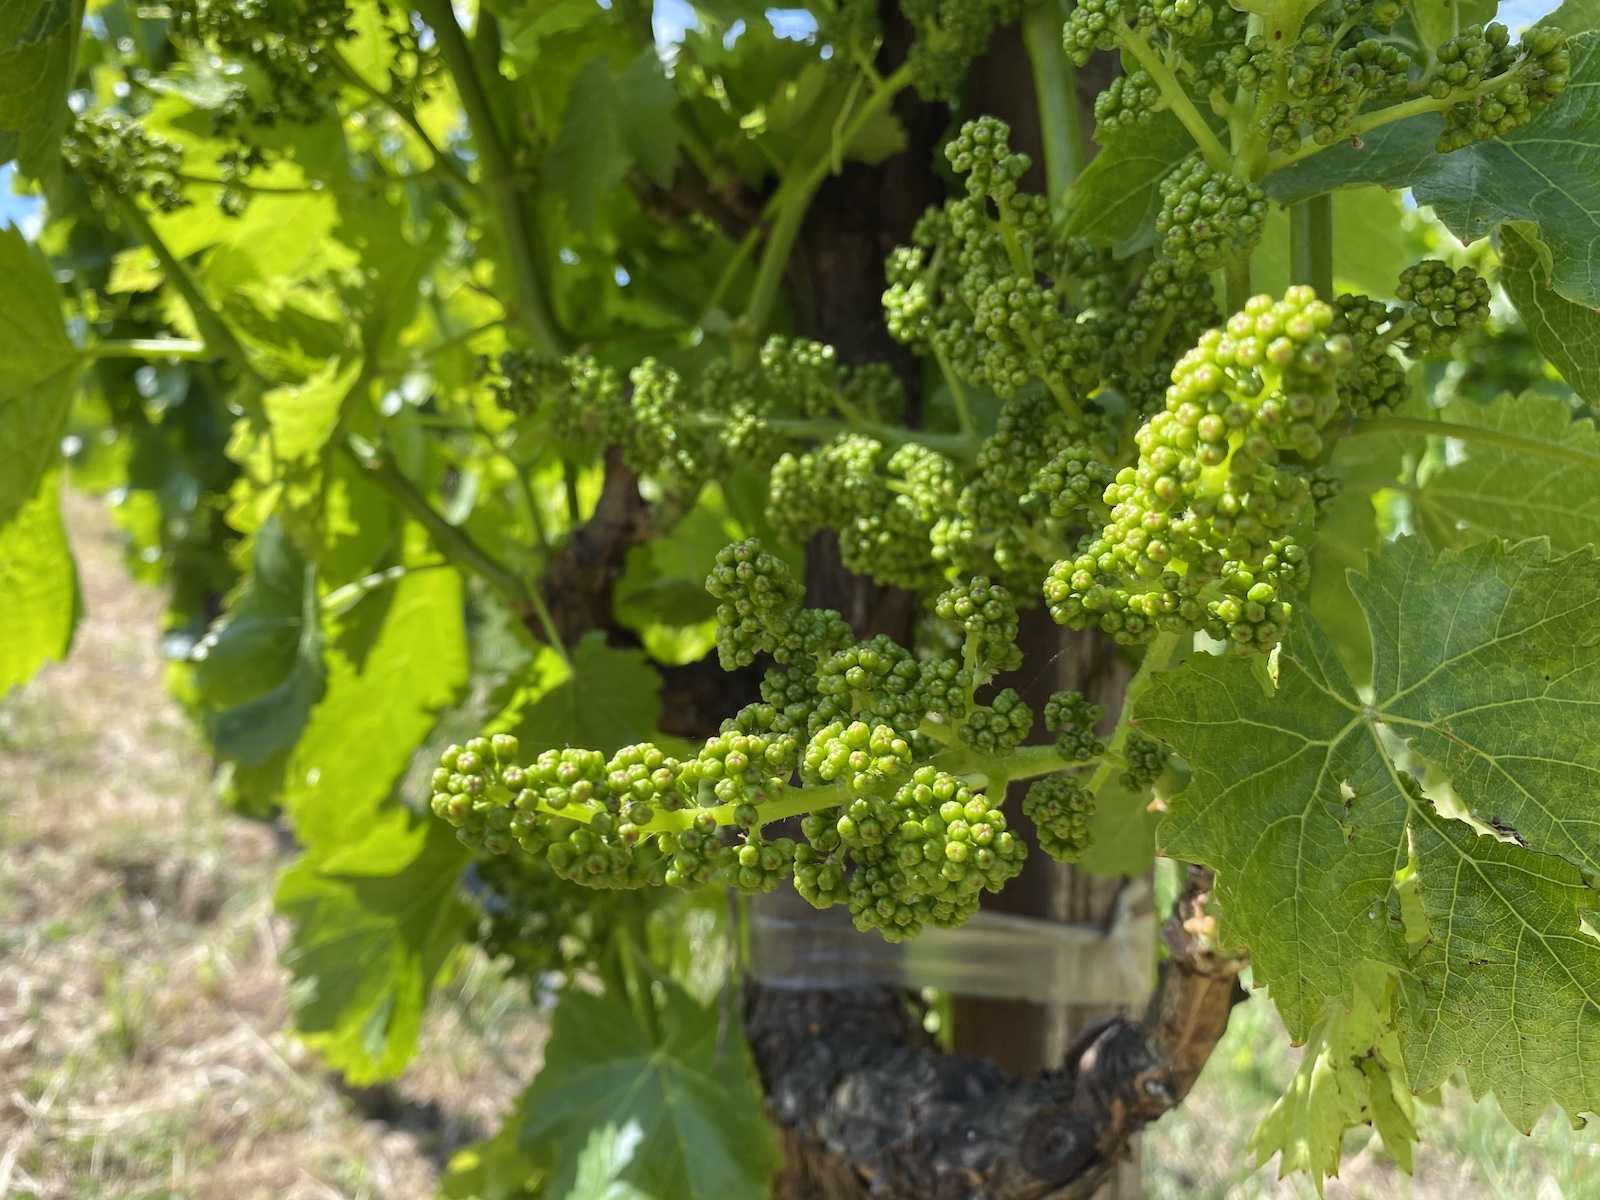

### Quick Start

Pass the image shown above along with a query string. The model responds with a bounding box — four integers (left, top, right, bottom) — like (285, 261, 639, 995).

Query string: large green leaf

(1062, 115, 1192, 255)
(276, 811, 470, 1083)
(1250, 964, 1418, 1190)
(0, 468, 78, 693)
(1412, 390, 1600, 551)
(283, 537, 468, 849)
(1305, 413, 1411, 678)
(1411, 0, 1497, 50)
(491, 632, 662, 756)
(196, 519, 325, 765)
(1140, 537, 1600, 1129)
(1265, 33, 1600, 307)
(546, 51, 682, 229)
(519, 982, 779, 1200)
(614, 485, 741, 666)
(0, 225, 80, 525)
(0, 0, 84, 181)
(1499, 225, 1600, 404)
(261, 359, 362, 464)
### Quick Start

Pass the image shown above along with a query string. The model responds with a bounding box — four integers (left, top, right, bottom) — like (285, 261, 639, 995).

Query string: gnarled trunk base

(749, 868, 1244, 1199)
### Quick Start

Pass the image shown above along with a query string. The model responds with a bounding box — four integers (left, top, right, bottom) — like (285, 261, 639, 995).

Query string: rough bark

(749, 868, 1245, 1200)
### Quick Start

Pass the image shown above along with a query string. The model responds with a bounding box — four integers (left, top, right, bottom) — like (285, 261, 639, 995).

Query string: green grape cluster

(1431, 25, 1570, 151)
(1155, 157, 1268, 270)
(1045, 287, 1355, 650)
(1044, 690, 1107, 762)
(830, 765, 1027, 939)
(1071, 0, 1569, 164)
(470, 854, 651, 985)
(430, 541, 1079, 942)
(933, 576, 1022, 676)
(491, 335, 903, 497)
(1094, 70, 1161, 134)
(169, 0, 360, 128)
(1330, 261, 1491, 415)
(901, 0, 1025, 101)
(1394, 261, 1493, 349)
(768, 436, 960, 592)
(959, 688, 1033, 754)
(1120, 731, 1171, 790)
(878, 121, 1230, 595)
(63, 113, 190, 214)
(1023, 775, 1096, 862)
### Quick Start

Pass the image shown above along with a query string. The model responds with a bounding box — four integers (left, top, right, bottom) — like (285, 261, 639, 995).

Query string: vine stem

(1350, 416, 1600, 470)
(1084, 631, 1185, 803)
(113, 198, 257, 379)
(341, 438, 571, 663)
(1261, 62, 1535, 175)
(327, 46, 474, 193)
(1288, 193, 1333, 297)
(1224, 254, 1253, 311)
(679, 412, 980, 459)
(741, 63, 915, 333)
(86, 338, 208, 362)
(1023, 0, 1087, 205)
(1114, 24, 1231, 173)
(414, 0, 564, 353)
(513, 742, 1106, 839)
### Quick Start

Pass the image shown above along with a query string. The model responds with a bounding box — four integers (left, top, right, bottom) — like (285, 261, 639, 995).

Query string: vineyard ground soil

(0, 492, 544, 1200)
(0, 494, 1594, 1199)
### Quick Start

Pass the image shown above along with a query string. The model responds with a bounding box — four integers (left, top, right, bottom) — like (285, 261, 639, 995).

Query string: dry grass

(0, 493, 542, 1200)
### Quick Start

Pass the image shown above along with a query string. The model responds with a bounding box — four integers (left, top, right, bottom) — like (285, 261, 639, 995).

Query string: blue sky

(0, 165, 41, 235)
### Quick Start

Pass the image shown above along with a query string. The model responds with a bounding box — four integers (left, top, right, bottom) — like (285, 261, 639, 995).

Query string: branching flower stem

(341, 437, 571, 663)
(517, 741, 1101, 838)
(1289, 194, 1334, 297)
(327, 45, 474, 193)
(112, 197, 258, 380)
(1082, 631, 1185, 802)
(1114, 23, 1232, 172)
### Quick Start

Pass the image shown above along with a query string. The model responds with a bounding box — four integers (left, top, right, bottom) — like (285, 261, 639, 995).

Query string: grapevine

(14, 0, 1600, 1193)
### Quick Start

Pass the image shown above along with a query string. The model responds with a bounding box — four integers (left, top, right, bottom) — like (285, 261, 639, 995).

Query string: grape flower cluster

(431, 543, 1107, 941)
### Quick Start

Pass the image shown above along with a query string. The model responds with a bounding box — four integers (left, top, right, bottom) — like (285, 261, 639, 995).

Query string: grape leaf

(1264, 33, 1600, 308)
(0, 225, 80, 525)
(1540, 0, 1600, 32)
(261, 358, 362, 464)
(1412, 390, 1600, 552)
(1062, 114, 1193, 255)
(0, 468, 78, 694)
(1498, 224, 1600, 404)
(490, 632, 662, 756)
(199, 519, 325, 765)
(283, 534, 468, 849)
(1411, 0, 1496, 51)
(615, 485, 742, 666)
(276, 811, 470, 1084)
(1141, 536, 1600, 1129)
(1076, 777, 1161, 877)
(0, 0, 84, 182)
(518, 982, 779, 1200)
(1250, 963, 1417, 1192)
(546, 51, 682, 229)
(1305, 412, 1411, 680)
